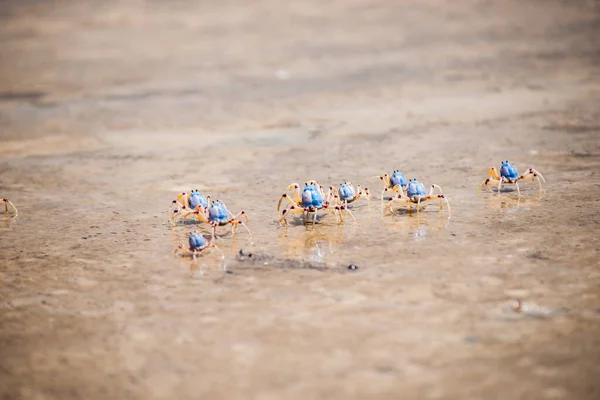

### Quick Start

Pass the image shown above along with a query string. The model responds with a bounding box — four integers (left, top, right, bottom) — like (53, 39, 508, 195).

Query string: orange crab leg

(279, 206, 305, 225)
(518, 168, 545, 189)
(478, 177, 501, 192)
(229, 211, 252, 240)
(335, 205, 356, 223)
(489, 168, 501, 180)
(278, 193, 299, 212)
(1, 199, 18, 216)
(182, 209, 210, 224)
(176, 192, 190, 208)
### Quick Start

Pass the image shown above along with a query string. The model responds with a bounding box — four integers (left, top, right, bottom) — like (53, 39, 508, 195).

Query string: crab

(2, 199, 18, 216)
(169, 190, 209, 224)
(331, 182, 371, 207)
(372, 170, 408, 201)
(384, 179, 451, 215)
(174, 231, 225, 268)
(479, 161, 545, 195)
(277, 181, 355, 225)
(174, 198, 252, 240)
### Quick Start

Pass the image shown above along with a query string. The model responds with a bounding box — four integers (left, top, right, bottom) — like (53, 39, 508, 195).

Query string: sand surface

(1, 0, 599, 398)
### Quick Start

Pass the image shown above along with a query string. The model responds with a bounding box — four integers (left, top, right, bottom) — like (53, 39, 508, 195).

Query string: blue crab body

(302, 184, 324, 209)
(188, 190, 208, 209)
(407, 179, 427, 201)
(208, 201, 230, 225)
(338, 183, 356, 202)
(188, 232, 208, 251)
(500, 161, 519, 180)
(390, 170, 407, 189)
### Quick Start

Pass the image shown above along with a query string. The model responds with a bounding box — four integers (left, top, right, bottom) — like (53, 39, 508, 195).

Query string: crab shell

(301, 184, 324, 208)
(406, 179, 427, 199)
(500, 161, 519, 180)
(208, 201, 230, 224)
(188, 232, 208, 251)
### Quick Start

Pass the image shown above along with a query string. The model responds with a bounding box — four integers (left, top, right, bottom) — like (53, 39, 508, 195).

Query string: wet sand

(1, 0, 599, 398)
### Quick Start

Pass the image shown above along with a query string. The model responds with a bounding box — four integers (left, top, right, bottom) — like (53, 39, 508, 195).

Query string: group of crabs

(168, 190, 251, 260)
(167, 161, 545, 261)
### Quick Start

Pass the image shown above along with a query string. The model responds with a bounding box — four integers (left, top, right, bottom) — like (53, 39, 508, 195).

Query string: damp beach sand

(1, 0, 599, 399)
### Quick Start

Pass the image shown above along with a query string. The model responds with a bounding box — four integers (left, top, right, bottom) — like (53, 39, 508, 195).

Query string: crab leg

(384, 184, 406, 201)
(278, 193, 300, 212)
(372, 174, 390, 200)
(2, 199, 18, 216)
(531, 168, 545, 183)
(170, 206, 190, 224)
(176, 192, 189, 208)
(381, 187, 392, 202)
(518, 168, 545, 189)
(435, 194, 452, 215)
(181, 209, 209, 224)
(419, 195, 452, 216)
(356, 185, 371, 201)
(169, 199, 185, 223)
(337, 205, 356, 223)
(427, 184, 445, 197)
(279, 206, 305, 225)
(386, 196, 411, 213)
(169, 198, 186, 212)
(174, 245, 191, 257)
(318, 205, 343, 223)
(229, 211, 252, 240)
(478, 178, 501, 193)
(488, 168, 501, 180)
(286, 183, 302, 204)
(326, 186, 336, 203)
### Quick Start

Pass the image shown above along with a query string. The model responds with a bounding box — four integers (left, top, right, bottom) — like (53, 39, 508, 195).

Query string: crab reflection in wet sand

(277, 224, 349, 264)
(481, 191, 544, 212)
(479, 160, 545, 195)
(385, 211, 450, 240)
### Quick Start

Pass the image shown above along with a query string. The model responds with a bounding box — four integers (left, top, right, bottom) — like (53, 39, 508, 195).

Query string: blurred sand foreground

(0, 1, 599, 399)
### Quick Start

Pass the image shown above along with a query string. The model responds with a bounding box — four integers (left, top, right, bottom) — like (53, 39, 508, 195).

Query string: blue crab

(372, 170, 408, 201)
(1, 199, 18, 216)
(173, 198, 252, 240)
(479, 161, 545, 195)
(169, 189, 209, 223)
(277, 181, 355, 225)
(332, 182, 371, 207)
(174, 231, 225, 268)
(384, 179, 451, 215)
